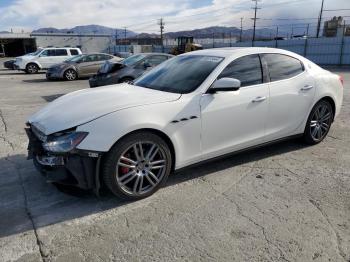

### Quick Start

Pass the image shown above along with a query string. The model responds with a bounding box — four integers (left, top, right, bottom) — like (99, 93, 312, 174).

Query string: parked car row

(4, 47, 174, 88)
(46, 53, 121, 81)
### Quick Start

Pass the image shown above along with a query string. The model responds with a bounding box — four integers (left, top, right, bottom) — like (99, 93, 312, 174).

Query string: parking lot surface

(0, 58, 349, 262)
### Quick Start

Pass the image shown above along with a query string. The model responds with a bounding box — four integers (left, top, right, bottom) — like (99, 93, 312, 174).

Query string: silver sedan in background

(46, 53, 122, 81)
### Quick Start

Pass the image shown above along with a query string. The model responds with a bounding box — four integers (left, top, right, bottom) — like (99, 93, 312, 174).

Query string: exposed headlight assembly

(42, 132, 88, 153)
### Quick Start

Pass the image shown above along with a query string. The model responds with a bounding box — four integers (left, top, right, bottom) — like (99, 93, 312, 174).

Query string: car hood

(17, 55, 36, 60)
(28, 84, 181, 135)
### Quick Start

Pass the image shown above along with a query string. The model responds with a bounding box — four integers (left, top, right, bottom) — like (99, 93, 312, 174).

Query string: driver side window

(218, 54, 263, 87)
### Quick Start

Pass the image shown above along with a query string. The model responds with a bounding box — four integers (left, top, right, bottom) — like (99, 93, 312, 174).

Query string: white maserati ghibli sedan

(26, 47, 343, 200)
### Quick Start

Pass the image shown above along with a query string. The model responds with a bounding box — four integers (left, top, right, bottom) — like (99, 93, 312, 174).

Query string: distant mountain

(0, 31, 10, 34)
(163, 26, 287, 40)
(32, 24, 136, 37)
(32, 24, 289, 40)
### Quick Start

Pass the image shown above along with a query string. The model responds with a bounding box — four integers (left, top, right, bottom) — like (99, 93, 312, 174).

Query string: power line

(323, 8, 350, 11)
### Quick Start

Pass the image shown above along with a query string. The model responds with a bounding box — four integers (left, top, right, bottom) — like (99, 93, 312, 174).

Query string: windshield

(134, 55, 224, 94)
(122, 54, 146, 66)
(28, 49, 42, 56)
(65, 54, 83, 62)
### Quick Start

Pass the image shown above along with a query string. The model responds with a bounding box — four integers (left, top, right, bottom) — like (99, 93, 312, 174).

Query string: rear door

(261, 53, 315, 141)
(78, 54, 101, 76)
(51, 49, 69, 66)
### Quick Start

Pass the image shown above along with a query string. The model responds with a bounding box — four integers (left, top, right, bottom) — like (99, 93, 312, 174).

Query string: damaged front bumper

(25, 127, 102, 194)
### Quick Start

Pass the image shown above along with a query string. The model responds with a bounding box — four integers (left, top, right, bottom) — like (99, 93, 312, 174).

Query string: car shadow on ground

(0, 138, 307, 238)
(41, 94, 65, 102)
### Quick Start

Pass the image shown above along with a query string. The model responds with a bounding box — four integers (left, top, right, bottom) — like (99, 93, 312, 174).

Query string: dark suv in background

(89, 53, 173, 88)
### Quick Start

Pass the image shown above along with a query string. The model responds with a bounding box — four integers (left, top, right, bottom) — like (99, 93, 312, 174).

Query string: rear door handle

(252, 96, 267, 103)
(301, 85, 313, 91)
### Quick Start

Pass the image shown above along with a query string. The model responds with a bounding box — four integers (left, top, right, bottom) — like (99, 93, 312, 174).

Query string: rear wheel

(303, 100, 333, 144)
(25, 63, 39, 74)
(64, 69, 77, 81)
(102, 132, 172, 200)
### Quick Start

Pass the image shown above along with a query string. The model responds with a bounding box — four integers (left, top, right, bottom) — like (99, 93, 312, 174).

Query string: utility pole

(240, 17, 243, 42)
(316, 0, 325, 38)
(158, 18, 165, 53)
(251, 0, 261, 42)
(124, 27, 127, 42)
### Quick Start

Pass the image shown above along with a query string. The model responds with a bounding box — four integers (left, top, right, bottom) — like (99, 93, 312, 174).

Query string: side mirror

(209, 78, 241, 93)
(143, 62, 151, 69)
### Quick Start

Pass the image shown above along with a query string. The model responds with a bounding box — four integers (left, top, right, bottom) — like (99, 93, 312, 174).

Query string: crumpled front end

(25, 123, 102, 192)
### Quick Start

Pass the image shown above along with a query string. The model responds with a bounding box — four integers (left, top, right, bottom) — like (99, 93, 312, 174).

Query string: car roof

(137, 52, 173, 56)
(181, 47, 301, 59)
(81, 53, 113, 56)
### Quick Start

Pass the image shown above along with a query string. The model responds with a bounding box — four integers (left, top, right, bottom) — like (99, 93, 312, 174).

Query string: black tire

(119, 77, 134, 84)
(303, 100, 334, 145)
(25, 63, 39, 74)
(102, 132, 172, 200)
(64, 69, 78, 81)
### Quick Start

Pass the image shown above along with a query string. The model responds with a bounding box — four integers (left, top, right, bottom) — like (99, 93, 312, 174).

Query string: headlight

(42, 132, 88, 153)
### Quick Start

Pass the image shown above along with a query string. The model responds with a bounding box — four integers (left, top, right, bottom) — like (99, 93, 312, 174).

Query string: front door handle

(301, 85, 313, 91)
(252, 96, 267, 103)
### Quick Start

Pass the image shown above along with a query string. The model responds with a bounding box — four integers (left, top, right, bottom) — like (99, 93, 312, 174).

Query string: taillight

(339, 75, 344, 86)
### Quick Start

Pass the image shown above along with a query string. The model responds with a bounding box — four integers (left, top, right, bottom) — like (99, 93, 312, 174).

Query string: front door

(200, 54, 269, 159)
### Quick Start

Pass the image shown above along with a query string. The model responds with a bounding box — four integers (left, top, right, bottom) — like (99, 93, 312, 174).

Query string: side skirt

(174, 134, 303, 174)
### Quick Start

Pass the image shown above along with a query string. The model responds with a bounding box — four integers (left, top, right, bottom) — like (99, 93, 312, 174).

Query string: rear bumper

(25, 127, 101, 192)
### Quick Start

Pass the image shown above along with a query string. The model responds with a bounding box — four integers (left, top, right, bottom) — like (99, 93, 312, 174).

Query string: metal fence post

(303, 39, 308, 58)
(304, 24, 309, 58)
(339, 21, 346, 66)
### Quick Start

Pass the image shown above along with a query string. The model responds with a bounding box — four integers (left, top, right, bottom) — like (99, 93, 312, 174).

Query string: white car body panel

(28, 47, 344, 170)
(28, 84, 181, 135)
(200, 82, 269, 160)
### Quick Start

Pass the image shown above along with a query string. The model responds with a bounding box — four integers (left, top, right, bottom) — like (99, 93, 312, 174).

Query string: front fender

(26, 60, 42, 69)
(76, 95, 202, 169)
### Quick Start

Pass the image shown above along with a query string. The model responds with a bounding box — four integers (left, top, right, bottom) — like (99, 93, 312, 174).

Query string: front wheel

(102, 132, 172, 200)
(64, 69, 77, 81)
(303, 100, 334, 145)
(25, 63, 39, 74)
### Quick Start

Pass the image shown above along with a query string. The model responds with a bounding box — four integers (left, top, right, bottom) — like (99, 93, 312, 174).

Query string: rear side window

(70, 49, 79, 55)
(262, 54, 304, 82)
(55, 49, 68, 56)
(218, 54, 262, 87)
(145, 55, 168, 66)
(40, 50, 55, 57)
(98, 54, 112, 61)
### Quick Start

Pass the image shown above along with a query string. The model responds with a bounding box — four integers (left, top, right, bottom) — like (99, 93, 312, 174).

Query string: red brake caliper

(120, 153, 130, 174)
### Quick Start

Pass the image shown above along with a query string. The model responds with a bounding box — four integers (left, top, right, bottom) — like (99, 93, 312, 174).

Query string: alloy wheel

(27, 64, 38, 73)
(310, 102, 332, 141)
(116, 142, 167, 196)
(65, 70, 77, 80)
